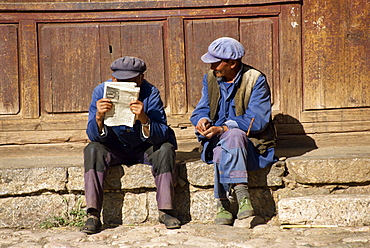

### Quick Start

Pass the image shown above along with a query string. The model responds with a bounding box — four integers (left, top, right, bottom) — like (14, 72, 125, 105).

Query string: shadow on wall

(101, 165, 125, 226)
(273, 113, 318, 158)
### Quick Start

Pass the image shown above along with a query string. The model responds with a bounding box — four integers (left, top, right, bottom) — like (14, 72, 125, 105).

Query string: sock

(234, 184, 250, 204)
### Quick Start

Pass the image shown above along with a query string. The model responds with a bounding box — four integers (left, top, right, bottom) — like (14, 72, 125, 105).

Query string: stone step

(285, 146, 370, 184)
(278, 194, 370, 227)
(1, 143, 370, 228)
(0, 143, 285, 228)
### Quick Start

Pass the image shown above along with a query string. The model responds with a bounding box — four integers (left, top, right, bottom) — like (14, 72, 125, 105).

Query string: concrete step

(0, 142, 370, 228)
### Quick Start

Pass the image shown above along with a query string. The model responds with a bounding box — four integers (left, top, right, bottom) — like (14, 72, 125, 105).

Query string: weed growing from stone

(40, 197, 87, 229)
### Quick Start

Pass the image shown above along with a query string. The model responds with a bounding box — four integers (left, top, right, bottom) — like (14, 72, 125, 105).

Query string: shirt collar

(232, 64, 244, 86)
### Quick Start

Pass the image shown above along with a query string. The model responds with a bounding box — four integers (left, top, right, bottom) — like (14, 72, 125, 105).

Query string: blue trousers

(213, 128, 274, 199)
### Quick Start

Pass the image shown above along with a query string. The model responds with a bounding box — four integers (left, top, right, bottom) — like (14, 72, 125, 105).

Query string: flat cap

(201, 37, 245, 63)
(110, 56, 146, 80)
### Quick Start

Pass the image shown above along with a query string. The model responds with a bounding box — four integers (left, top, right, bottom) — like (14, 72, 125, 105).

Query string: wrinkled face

(211, 59, 240, 83)
(211, 60, 230, 77)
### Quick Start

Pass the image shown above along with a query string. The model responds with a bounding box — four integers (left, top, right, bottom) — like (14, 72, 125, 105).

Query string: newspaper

(103, 82, 140, 127)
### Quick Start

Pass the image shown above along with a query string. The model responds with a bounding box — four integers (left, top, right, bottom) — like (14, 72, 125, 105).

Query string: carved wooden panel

(240, 17, 279, 111)
(0, 24, 19, 115)
(303, 0, 370, 110)
(184, 17, 279, 113)
(39, 23, 101, 113)
(39, 21, 166, 113)
(184, 18, 239, 111)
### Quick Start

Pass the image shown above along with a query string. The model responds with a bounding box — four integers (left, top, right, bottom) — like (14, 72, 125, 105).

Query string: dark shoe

(214, 206, 234, 225)
(237, 196, 254, 220)
(158, 210, 181, 229)
(81, 215, 102, 234)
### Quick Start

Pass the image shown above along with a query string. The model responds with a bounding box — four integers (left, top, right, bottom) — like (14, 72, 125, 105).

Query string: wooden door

(39, 21, 167, 115)
(1, 1, 369, 147)
(301, 0, 370, 137)
(184, 16, 280, 114)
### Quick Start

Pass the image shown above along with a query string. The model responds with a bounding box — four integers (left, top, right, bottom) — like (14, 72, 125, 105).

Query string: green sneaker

(214, 206, 234, 225)
(237, 196, 254, 220)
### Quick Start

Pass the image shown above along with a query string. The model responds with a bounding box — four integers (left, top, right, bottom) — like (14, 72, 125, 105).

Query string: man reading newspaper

(82, 56, 180, 234)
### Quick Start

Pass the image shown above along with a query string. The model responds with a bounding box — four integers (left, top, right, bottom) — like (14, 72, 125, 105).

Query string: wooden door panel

(120, 22, 166, 106)
(0, 24, 19, 115)
(39, 22, 166, 114)
(240, 18, 279, 111)
(184, 17, 279, 113)
(346, 0, 370, 107)
(39, 23, 101, 113)
(99, 23, 122, 84)
(184, 18, 239, 111)
(303, 0, 370, 110)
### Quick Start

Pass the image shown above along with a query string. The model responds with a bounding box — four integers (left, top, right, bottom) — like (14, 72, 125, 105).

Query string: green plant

(40, 197, 87, 229)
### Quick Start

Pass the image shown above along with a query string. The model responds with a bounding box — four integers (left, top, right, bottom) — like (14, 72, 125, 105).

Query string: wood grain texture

(279, 4, 302, 123)
(0, 24, 19, 115)
(39, 23, 101, 113)
(0, 0, 299, 11)
(19, 20, 39, 118)
(184, 18, 239, 111)
(120, 21, 166, 105)
(303, 0, 370, 110)
(166, 17, 187, 114)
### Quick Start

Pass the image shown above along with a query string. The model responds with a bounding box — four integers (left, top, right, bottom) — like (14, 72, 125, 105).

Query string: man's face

(210, 60, 232, 78)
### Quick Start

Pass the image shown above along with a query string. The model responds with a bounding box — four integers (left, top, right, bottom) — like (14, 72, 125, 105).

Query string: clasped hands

(195, 119, 227, 139)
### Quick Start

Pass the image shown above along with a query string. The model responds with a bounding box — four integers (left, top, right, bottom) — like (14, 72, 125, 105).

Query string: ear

(139, 74, 145, 82)
(229, 60, 238, 69)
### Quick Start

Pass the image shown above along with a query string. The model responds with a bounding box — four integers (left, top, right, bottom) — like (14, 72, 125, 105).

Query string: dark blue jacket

(86, 79, 177, 153)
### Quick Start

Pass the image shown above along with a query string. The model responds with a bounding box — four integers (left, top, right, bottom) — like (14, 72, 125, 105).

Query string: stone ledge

(278, 194, 370, 227)
(0, 159, 285, 196)
(1, 144, 370, 228)
(186, 160, 286, 188)
(0, 158, 284, 228)
(287, 157, 370, 184)
(0, 194, 81, 228)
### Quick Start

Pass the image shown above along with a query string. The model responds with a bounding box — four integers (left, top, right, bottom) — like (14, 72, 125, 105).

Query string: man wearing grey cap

(191, 37, 277, 225)
(82, 56, 180, 233)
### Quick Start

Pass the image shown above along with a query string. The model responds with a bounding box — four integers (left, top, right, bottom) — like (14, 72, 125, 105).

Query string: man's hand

(195, 119, 211, 134)
(130, 100, 149, 124)
(196, 119, 227, 139)
(96, 98, 113, 133)
(96, 98, 113, 119)
(130, 99, 150, 137)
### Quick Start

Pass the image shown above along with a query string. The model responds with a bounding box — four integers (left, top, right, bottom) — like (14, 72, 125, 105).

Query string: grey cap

(201, 37, 245, 63)
(110, 56, 146, 80)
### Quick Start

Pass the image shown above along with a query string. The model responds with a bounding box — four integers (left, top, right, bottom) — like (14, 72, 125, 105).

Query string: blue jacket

(86, 79, 176, 152)
(190, 65, 276, 166)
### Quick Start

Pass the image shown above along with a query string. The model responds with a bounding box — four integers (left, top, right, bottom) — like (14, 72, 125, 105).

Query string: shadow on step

(273, 114, 318, 158)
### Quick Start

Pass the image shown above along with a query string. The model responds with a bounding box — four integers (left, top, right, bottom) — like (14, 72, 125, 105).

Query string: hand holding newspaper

(103, 82, 140, 127)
